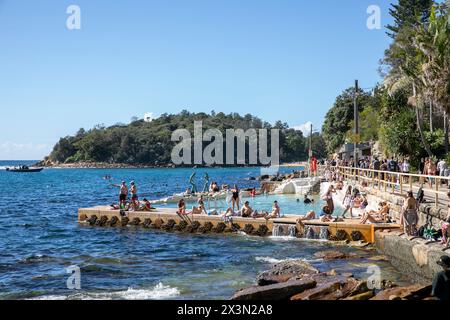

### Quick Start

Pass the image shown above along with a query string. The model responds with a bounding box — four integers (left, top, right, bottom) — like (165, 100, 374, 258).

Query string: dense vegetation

(322, 0, 449, 166)
(49, 111, 327, 166)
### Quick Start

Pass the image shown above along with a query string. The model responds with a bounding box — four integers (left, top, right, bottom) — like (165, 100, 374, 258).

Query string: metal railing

(319, 165, 450, 208)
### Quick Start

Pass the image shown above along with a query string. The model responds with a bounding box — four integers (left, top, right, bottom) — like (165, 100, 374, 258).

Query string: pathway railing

(319, 165, 450, 208)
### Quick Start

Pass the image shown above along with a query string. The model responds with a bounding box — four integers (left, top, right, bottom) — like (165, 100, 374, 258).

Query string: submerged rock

(314, 250, 359, 260)
(232, 279, 316, 300)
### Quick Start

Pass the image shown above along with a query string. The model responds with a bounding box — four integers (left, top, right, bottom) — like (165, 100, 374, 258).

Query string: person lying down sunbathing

(359, 201, 390, 224)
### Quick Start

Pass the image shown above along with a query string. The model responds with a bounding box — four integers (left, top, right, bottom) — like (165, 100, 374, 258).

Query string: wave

(29, 282, 180, 300)
(255, 256, 323, 264)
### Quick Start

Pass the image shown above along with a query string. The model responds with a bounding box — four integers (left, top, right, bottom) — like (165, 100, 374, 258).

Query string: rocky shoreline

(232, 250, 434, 301)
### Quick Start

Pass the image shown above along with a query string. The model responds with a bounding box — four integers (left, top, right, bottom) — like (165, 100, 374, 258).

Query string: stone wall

(375, 230, 449, 284)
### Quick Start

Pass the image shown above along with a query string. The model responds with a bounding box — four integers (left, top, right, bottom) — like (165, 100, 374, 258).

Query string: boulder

(343, 290, 374, 300)
(314, 250, 359, 260)
(371, 284, 432, 300)
(232, 279, 316, 300)
(256, 260, 319, 286)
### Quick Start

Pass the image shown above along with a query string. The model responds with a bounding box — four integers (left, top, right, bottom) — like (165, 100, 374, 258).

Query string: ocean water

(0, 161, 410, 300)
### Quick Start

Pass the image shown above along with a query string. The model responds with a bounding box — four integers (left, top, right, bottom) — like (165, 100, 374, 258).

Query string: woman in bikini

(360, 201, 390, 224)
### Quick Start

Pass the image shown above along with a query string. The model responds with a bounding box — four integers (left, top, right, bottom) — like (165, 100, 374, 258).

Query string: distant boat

(5, 166, 43, 173)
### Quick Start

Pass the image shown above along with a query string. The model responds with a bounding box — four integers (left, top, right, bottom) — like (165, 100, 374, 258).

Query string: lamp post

(353, 80, 359, 166)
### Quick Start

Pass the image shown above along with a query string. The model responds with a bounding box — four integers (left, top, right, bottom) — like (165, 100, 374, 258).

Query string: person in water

(231, 185, 240, 211)
(303, 194, 314, 204)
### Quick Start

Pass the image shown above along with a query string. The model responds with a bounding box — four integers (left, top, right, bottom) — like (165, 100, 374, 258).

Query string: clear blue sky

(0, 0, 394, 160)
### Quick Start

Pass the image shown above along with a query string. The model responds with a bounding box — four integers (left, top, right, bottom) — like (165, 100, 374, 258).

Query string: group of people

(110, 180, 154, 212)
(176, 196, 281, 221)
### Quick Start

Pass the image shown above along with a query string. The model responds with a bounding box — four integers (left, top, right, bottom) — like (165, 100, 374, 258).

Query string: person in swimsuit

(231, 185, 240, 211)
(401, 191, 419, 235)
(140, 198, 153, 211)
(340, 186, 353, 219)
(323, 185, 336, 214)
(241, 201, 254, 217)
(265, 201, 280, 220)
(319, 205, 333, 222)
(360, 202, 390, 224)
(177, 199, 187, 215)
(191, 196, 207, 215)
(114, 181, 128, 208)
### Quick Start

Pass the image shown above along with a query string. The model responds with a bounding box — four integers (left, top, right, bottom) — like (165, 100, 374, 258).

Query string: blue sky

(0, 0, 394, 160)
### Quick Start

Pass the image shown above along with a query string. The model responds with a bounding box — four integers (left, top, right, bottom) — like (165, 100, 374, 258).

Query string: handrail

(318, 164, 450, 208)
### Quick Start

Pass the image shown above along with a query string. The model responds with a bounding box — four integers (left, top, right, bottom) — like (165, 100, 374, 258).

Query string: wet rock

(255, 225, 269, 237)
(150, 218, 164, 229)
(108, 216, 119, 227)
(203, 222, 213, 232)
(371, 284, 431, 300)
(344, 290, 374, 300)
(142, 218, 152, 228)
(212, 222, 227, 233)
(231, 223, 241, 232)
(130, 217, 141, 226)
(335, 230, 348, 241)
(243, 224, 254, 234)
(191, 221, 201, 232)
(351, 231, 363, 241)
(173, 220, 188, 231)
(291, 278, 343, 300)
(88, 215, 97, 226)
(256, 260, 319, 286)
(96, 215, 108, 226)
(314, 250, 359, 260)
(232, 279, 316, 300)
(120, 217, 129, 227)
(367, 255, 388, 261)
(79, 214, 87, 221)
(161, 219, 176, 231)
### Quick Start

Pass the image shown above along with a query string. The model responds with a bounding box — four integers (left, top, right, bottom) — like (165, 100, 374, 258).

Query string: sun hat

(437, 255, 450, 268)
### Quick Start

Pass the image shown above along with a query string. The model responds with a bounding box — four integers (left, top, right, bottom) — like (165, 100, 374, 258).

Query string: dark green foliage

(386, 0, 433, 38)
(322, 88, 373, 154)
(49, 111, 327, 165)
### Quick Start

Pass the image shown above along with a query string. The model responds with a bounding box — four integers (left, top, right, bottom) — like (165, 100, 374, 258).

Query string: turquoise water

(0, 162, 409, 299)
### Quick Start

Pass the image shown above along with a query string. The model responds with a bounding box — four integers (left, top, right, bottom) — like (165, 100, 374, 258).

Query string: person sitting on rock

(303, 194, 314, 204)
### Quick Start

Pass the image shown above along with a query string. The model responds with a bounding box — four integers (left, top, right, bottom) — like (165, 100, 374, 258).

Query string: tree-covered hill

(47, 111, 326, 166)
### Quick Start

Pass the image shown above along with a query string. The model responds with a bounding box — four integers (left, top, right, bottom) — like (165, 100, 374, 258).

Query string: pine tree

(386, 0, 433, 38)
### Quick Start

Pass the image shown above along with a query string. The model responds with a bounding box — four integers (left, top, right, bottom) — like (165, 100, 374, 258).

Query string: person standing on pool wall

(112, 181, 128, 208)
(231, 184, 240, 211)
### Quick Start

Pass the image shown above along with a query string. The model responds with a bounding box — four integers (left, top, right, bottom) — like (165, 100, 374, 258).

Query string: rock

(389, 295, 401, 300)
(370, 284, 431, 300)
(232, 279, 316, 300)
(256, 260, 319, 286)
(367, 255, 388, 261)
(343, 290, 374, 300)
(257, 274, 294, 286)
(290, 278, 343, 300)
(314, 250, 359, 260)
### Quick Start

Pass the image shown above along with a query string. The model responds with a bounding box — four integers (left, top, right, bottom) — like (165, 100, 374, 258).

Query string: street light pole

(353, 80, 359, 166)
